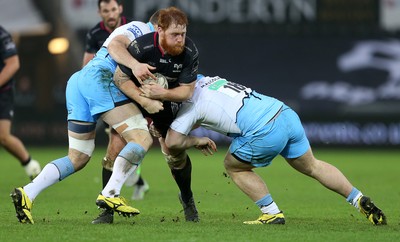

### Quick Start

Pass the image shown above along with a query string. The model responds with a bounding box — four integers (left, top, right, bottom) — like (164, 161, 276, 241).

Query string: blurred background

(1, 0, 400, 147)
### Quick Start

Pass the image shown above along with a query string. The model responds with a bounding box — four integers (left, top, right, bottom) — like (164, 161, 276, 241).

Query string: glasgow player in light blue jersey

(165, 74, 387, 225)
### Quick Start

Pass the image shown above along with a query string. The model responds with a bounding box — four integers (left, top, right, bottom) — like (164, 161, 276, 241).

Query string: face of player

(158, 24, 186, 56)
(99, 0, 123, 31)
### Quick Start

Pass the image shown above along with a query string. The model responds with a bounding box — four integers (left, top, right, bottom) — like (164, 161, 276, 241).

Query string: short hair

(149, 10, 161, 25)
(157, 7, 188, 30)
(97, 0, 122, 9)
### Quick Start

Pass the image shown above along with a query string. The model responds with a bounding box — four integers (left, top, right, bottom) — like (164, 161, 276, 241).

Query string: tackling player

(164, 74, 387, 226)
(10, 17, 162, 225)
(83, 0, 150, 204)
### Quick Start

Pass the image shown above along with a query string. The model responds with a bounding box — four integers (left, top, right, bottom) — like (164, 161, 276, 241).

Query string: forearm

(161, 83, 195, 102)
(107, 35, 139, 69)
(166, 129, 197, 150)
(114, 67, 146, 105)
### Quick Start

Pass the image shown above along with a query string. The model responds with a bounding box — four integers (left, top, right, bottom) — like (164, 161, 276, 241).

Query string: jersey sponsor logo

(173, 64, 183, 73)
(127, 25, 143, 38)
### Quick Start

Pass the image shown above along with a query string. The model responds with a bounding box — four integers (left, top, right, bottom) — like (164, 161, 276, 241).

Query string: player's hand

(195, 137, 217, 156)
(140, 82, 167, 100)
(149, 122, 162, 138)
(132, 63, 156, 84)
(141, 98, 164, 114)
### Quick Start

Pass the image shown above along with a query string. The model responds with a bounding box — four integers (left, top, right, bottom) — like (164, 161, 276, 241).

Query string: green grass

(1, 146, 399, 242)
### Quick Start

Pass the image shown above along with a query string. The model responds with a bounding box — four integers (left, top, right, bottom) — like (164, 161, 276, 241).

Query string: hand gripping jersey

(171, 75, 284, 137)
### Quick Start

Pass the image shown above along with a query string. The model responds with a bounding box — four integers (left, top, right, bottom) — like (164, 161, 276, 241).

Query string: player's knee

(69, 136, 95, 157)
(112, 114, 149, 135)
(163, 150, 187, 169)
(102, 156, 114, 171)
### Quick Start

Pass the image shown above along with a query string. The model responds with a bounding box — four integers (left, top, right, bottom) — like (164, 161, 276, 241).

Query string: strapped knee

(112, 114, 148, 134)
(163, 150, 188, 169)
(69, 136, 95, 157)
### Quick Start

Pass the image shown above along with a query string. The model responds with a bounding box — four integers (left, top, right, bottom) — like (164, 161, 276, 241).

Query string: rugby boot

(178, 193, 199, 222)
(92, 208, 114, 224)
(95, 194, 140, 217)
(358, 196, 387, 225)
(10, 187, 34, 224)
(243, 212, 285, 225)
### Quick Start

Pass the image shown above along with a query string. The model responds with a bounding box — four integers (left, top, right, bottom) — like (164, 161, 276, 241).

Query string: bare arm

(140, 81, 195, 102)
(82, 52, 95, 67)
(108, 35, 156, 83)
(114, 66, 163, 114)
(0, 55, 19, 87)
(165, 128, 217, 155)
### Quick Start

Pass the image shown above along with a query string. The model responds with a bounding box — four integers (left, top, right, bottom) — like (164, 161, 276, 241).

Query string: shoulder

(86, 22, 107, 39)
(184, 36, 199, 57)
(0, 26, 11, 40)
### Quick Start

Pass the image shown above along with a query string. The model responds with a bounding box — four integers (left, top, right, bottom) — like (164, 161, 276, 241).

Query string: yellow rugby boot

(244, 212, 285, 225)
(358, 196, 387, 225)
(10, 187, 34, 224)
(95, 194, 140, 217)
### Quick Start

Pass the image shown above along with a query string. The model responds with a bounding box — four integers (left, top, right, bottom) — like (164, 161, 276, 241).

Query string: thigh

(0, 89, 14, 120)
(101, 102, 143, 127)
(148, 101, 179, 137)
(66, 71, 95, 122)
(279, 107, 310, 159)
(229, 121, 287, 167)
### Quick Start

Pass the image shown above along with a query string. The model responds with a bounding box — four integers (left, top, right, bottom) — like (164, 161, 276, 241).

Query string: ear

(118, 5, 123, 14)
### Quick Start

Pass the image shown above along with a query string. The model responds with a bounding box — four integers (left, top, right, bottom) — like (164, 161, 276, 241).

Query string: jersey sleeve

(0, 27, 17, 59)
(178, 38, 199, 84)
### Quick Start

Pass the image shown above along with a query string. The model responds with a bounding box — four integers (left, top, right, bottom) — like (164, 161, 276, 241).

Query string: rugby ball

(143, 73, 168, 89)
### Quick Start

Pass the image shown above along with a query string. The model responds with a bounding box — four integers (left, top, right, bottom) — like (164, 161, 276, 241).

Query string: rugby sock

(170, 156, 193, 203)
(346, 187, 363, 209)
(136, 175, 144, 186)
(102, 168, 113, 189)
(256, 194, 281, 215)
(24, 156, 74, 201)
(102, 142, 145, 197)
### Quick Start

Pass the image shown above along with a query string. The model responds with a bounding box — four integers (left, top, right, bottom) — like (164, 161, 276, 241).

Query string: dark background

(8, 0, 400, 146)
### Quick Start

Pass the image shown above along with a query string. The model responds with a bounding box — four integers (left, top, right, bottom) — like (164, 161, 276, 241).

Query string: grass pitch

(0, 146, 399, 241)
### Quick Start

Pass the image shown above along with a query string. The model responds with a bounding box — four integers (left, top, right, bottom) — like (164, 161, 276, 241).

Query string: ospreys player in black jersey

(108, 7, 200, 222)
(82, 0, 132, 66)
(83, 0, 150, 205)
(0, 25, 41, 180)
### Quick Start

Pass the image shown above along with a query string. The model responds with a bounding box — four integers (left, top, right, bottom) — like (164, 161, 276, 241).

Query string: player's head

(157, 7, 188, 56)
(148, 9, 161, 30)
(97, 0, 123, 30)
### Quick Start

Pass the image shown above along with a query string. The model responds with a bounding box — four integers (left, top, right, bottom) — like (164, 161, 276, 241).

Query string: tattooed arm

(114, 66, 164, 114)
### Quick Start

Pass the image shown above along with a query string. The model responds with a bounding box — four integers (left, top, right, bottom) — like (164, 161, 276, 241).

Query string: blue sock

(256, 194, 273, 208)
(346, 187, 360, 203)
(51, 156, 75, 180)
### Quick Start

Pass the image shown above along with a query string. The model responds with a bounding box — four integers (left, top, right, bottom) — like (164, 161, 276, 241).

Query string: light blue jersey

(66, 21, 152, 123)
(171, 75, 310, 167)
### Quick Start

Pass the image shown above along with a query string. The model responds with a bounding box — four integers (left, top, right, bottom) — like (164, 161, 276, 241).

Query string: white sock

(352, 192, 363, 209)
(24, 163, 60, 201)
(102, 156, 138, 197)
(260, 201, 280, 215)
